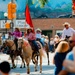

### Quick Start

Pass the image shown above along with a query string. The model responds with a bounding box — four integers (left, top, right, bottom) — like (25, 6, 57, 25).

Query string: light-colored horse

(1, 39, 25, 68)
(18, 37, 45, 74)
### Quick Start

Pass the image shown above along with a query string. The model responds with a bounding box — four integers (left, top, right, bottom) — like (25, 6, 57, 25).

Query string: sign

(0, 20, 11, 28)
(16, 20, 25, 28)
(0, 20, 29, 28)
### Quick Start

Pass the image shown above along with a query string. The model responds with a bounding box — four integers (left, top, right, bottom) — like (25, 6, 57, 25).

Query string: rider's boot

(36, 50, 39, 55)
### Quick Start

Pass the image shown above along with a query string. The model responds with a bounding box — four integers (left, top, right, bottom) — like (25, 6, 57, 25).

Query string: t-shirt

(36, 33, 41, 39)
(63, 51, 75, 75)
(62, 27, 75, 39)
(54, 51, 69, 75)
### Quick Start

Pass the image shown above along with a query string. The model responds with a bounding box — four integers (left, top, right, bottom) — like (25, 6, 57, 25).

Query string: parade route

(0, 52, 55, 75)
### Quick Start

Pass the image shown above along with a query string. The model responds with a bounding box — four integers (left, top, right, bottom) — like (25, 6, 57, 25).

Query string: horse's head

(18, 37, 23, 50)
(1, 41, 8, 48)
(2, 40, 16, 50)
(0, 40, 9, 52)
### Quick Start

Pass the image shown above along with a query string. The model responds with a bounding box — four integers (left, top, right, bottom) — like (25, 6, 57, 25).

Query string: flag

(25, 4, 34, 33)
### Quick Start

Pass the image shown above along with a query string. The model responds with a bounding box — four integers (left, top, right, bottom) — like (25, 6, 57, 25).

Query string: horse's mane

(6, 39, 14, 43)
(6, 39, 16, 50)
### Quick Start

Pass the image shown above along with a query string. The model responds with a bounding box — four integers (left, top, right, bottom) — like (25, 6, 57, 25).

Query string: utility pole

(11, 0, 16, 33)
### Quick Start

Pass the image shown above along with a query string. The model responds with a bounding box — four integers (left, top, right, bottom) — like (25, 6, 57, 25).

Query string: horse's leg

(34, 56, 38, 71)
(10, 56, 16, 69)
(20, 54, 26, 68)
(45, 46, 50, 65)
(27, 63, 30, 74)
(37, 55, 38, 65)
(25, 58, 30, 74)
(47, 51, 50, 65)
(40, 53, 42, 73)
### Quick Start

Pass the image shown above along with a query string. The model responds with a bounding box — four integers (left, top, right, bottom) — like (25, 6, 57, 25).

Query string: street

(0, 52, 55, 75)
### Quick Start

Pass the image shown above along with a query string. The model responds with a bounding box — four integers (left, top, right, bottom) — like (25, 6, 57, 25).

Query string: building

(33, 18, 75, 37)
(0, 18, 75, 38)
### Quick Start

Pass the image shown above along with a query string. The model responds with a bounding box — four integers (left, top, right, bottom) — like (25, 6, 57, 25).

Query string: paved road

(0, 52, 55, 75)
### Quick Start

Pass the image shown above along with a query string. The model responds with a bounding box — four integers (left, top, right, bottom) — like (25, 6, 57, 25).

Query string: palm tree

(29, 0, 48, 7)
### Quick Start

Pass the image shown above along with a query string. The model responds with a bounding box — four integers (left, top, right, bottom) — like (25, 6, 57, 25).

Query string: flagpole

(24, 0, 28, 36)
(25, 0, 35, 33)
(25, 0, 28, 28)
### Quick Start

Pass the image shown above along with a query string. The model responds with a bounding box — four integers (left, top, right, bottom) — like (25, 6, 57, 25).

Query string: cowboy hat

(36, 28, 41, 32)
(26, 27, 33, 30)
(63, 22, 70, 27)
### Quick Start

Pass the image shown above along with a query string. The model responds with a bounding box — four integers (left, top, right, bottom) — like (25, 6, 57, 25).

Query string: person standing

(53, 41, 69, 75)
(58, 33, 75, 75)
(0, 61, 11, 75)
(62, 22, 75, 40)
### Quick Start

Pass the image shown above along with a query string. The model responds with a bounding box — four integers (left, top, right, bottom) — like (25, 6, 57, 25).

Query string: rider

(9, 27, 22, 50)
(35, 28, 45, 48)
(26, 27, 39, 55)
(62, 22, 75, 40)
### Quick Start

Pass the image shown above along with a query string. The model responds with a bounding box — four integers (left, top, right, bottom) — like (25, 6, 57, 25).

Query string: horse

(1, 39, 26, 69)
(44, 41, 50, 65)
(18, 37, 45, 74)
(43, 37, 50, 65)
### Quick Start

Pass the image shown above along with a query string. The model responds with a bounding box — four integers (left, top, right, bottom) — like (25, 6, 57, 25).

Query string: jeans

(14, 38, 18, 50)
(32, 40, 39, 51)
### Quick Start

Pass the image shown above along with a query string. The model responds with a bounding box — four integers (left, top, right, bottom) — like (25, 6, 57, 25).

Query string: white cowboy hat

(36, 28, 41, 32)
(26, 27, 33, 30)
(63, 22, 70, 27)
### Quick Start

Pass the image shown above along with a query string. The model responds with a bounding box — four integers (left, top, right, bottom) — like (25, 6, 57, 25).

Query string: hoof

(20, 66, 22, 68)
(14, 66, 16, 68)
(27, 71, 30, 74)
(40, 70, 42, 73)
(11, 67, 14, 69)
(24, 66, 26, 68)
(35, 69, 38, 71)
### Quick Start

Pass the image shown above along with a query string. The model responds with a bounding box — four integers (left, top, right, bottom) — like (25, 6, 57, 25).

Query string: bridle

(18, 39, 23, 50)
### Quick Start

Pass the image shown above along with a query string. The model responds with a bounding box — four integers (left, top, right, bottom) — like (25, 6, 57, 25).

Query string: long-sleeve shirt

(62, 27, 75, 39)
(36, 33, 41, 39)
(10, 31, 22, 39)
(27, 32, 36, 40)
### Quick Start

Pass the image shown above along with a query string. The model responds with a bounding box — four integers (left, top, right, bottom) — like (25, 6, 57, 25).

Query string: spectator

(49, 38, 54, 52)
(53, 41, 69, 75)
(0, 61, 11, 75)
(54, 35, 60, 49)
(58, 33, 75, 75)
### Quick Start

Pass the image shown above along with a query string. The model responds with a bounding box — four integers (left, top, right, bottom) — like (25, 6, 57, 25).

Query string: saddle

(28, 41, 41, 51)
(66, 35, 71, 39)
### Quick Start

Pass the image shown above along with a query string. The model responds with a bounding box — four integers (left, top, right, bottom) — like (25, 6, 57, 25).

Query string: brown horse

(18, 37, 45, 74)
(1, 39, 25, 68)
(44, 41, 50, 65)
(43, 37, 50, 65)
